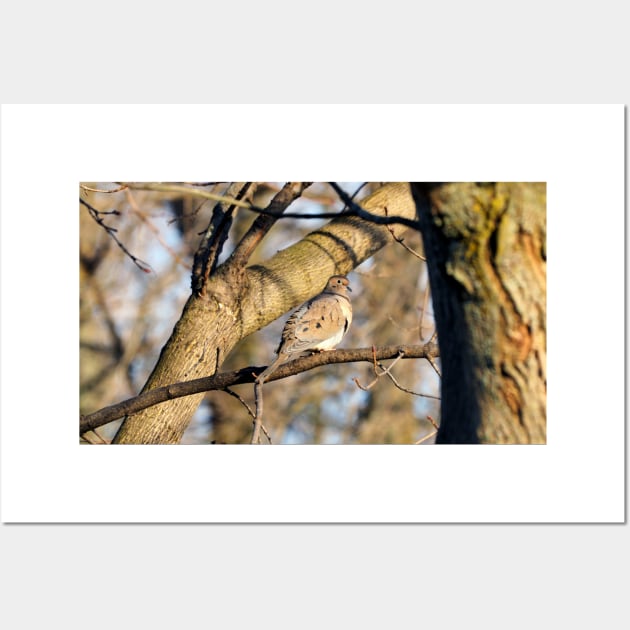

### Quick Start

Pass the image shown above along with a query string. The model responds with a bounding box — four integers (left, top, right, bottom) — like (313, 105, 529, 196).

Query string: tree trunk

(113, 182, 417, 443)
(411, 183, 546, 444)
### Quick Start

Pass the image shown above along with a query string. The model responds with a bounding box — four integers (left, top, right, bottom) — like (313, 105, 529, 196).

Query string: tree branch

(79, 197, 152, 273)
(191, 182, 253, 295)
(80, 342, 439, 436)
(118, 182, 255, 209)
(328, 182, 420, 230)
(227, 182, 312, 269)
(244, 199, 421, 230)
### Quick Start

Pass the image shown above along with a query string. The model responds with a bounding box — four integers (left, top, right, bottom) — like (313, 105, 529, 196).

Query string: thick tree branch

(192, 182, 252, 295)
(80, 343, 439, 436)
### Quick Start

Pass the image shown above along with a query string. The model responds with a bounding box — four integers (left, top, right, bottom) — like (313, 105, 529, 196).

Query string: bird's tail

(256, 354, 286, 384)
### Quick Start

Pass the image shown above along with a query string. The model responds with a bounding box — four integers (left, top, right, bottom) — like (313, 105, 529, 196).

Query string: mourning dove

(257, 275, 353, 383)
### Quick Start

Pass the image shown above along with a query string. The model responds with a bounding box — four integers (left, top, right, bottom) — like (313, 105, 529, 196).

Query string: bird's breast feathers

(280, 295, 352, 354)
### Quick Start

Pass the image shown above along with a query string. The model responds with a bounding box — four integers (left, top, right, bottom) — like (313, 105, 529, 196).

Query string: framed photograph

(1, 105, 624, 523)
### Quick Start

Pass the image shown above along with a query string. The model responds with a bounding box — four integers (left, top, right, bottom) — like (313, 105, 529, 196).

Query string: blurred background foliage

(80, 183, 440, 444)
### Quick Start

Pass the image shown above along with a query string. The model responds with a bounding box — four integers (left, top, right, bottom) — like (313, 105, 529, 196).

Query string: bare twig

(261, 424, 272, 443)
(182, 182, 226, 187)
(383, 369, 441, 400)
(352, 377, 373, 392)
(350, 182, 370, 200)
(81, 429, 109, 444)
(387, 315, 422, 333)
(93, 428, 110, 444)
(252, 380, 264, 444)
(384, 205, 426, 260)
(414, 415, 440, 444)
(80, 183, 128, 194)
(119, 182, 255, 209)
(80, 197, 153, 273)
(166, 199, 207, 227)
(354, 349, 406, 390)
(387, 224, 426, 259)
(224, 388, 255, 418)
(224, 386, 272, 445)
(415, 430, 437, 444)
(352, 348, 440, 400)
(371, 345, 379, 374)
(426, 354, 442, 379)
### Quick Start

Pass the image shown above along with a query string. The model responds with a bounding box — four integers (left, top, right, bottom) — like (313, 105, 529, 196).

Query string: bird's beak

(347, 286, 352, 292)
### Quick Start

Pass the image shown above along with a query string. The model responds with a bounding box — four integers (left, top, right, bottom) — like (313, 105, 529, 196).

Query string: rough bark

(112, 182, 417, 443)
(412, 183, 546, 444)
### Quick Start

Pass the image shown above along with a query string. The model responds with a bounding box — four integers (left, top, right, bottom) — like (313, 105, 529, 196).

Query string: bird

(256, 275, 353, 383)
